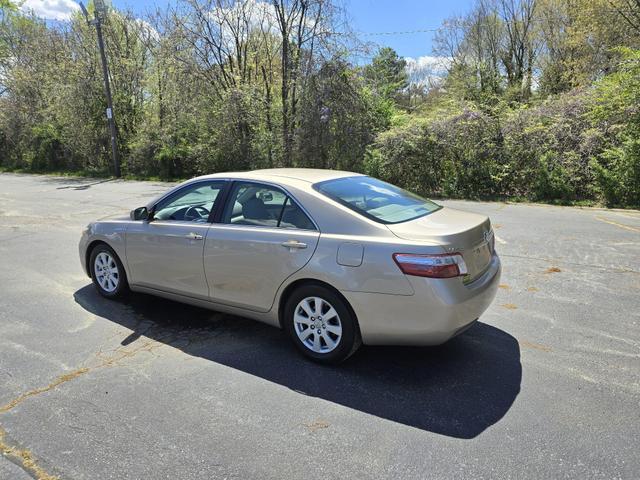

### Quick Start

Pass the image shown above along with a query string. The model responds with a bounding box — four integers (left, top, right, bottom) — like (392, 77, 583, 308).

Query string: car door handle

(186, 232, 204, 240)
(281, 240, 307, 249)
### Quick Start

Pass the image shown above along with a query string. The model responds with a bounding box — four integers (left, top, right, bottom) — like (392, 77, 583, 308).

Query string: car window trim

(276, 196, 289, 226)
(149, 179, 229, 224)
(211, 180, 233, 223)
(218, 180, 318, 232)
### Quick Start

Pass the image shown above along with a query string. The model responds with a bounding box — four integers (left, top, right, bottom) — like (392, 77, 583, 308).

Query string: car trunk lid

(386, 207, 494, 283)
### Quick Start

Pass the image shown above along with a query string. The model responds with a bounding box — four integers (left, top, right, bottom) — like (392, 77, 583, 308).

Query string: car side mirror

(131, 206, 149, 221)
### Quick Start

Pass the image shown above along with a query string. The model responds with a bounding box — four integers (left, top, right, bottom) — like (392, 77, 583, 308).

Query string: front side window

(222, 182, 315, 230)
(314, 176, 441, 224)
(153, 181, 224, 223)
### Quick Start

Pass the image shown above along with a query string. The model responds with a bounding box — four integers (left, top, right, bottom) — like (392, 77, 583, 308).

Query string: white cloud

(135, 18, 160, 43)
(205, 0, 325, 50)
(208, 0, 278, 38)
(20, 0, 80, 21)
(404, 55, 451, 89)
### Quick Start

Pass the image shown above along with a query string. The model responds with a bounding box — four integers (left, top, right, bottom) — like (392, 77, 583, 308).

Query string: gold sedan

(79, 169, 501, 363)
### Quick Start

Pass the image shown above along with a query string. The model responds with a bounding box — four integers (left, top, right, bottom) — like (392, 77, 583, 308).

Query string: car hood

(97, 213, 131, 222)
(386, 206, 491, 249)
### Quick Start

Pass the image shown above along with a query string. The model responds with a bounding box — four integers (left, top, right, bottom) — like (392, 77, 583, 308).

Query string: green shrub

(26, 123, 64, 171)
(588, 48, 640, 207)
(591, 135, 640, 206)
(533, 152, 576, 201)
(367, 118, 446, 197)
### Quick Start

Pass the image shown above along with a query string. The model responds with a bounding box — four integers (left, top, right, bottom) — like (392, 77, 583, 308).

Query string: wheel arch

(277, 278, 359, 331)
(85, 240, 114, 278)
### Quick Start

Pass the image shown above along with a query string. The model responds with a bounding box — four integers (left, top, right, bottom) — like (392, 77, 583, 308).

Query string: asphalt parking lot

(0, 172, 639, 480)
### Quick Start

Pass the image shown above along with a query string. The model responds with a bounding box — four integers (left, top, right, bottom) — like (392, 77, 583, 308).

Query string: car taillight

(393, 253, 468, 279)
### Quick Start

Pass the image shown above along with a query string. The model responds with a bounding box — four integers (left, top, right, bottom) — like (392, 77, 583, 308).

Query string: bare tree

(433, 16, 468, 74)
(499, 0, 538, 99)
(465, 0, 504, 94)
(434, 1, 504, 97)
(271, 0, 338, 166)
(169, 0, 270, 96)
(609, 0, 640, 35)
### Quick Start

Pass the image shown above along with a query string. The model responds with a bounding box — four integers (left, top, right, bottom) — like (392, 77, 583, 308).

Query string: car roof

(145, 168, 365, 210)
(198, 168, 363, 185)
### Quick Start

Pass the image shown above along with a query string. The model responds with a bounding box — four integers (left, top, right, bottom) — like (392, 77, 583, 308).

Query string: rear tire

(284, 284, 361, 364)
(89, 244, 129, 299)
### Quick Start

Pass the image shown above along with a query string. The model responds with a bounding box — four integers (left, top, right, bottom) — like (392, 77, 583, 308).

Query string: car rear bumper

(343, 253, 501, 346)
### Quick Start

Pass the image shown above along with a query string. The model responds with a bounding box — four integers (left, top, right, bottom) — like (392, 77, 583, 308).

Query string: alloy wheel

(94, 252, 119, 293)
(293, 296, 343, 353)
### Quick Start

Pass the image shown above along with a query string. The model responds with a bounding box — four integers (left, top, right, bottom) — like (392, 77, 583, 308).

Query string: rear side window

(222, 182, 316, 230)
(280, 197, 315, 230)
(314, 176, 441, 224)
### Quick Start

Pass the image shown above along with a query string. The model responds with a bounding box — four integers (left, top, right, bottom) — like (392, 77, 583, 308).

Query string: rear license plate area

(462, 242, 492, 285)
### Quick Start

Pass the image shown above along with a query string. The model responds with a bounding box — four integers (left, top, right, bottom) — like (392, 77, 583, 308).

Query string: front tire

(284, 285, 361, 364)
(89, 244, 129, 299)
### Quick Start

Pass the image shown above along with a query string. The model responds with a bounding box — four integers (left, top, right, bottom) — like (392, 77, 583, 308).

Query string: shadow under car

(74, 285, 521, 439)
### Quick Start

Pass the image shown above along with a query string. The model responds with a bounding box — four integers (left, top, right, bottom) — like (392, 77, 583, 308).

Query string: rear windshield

(314, 176, 441, 224)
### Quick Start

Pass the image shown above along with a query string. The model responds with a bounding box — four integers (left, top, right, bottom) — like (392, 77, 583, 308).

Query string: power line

(357, 28, 440, 37)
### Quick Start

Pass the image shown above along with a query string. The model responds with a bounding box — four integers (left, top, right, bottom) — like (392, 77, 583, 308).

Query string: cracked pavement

(0, 173, 639, 479)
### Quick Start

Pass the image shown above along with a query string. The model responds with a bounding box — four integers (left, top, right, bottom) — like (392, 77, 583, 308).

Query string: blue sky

(343, 0, 472, 58)
(20, 0, 474, 58)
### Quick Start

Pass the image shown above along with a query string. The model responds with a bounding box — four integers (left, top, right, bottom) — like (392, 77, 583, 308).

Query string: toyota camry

(79, 169, 501, 363)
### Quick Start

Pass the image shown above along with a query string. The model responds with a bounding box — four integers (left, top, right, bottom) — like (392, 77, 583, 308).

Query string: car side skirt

(129, 284, 281, 327)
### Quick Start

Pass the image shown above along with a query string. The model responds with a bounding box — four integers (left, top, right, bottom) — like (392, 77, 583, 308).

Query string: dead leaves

(303, 420, 330, 432)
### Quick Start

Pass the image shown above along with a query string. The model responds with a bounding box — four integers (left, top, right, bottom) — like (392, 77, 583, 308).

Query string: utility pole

(80, 1, 121, 177)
